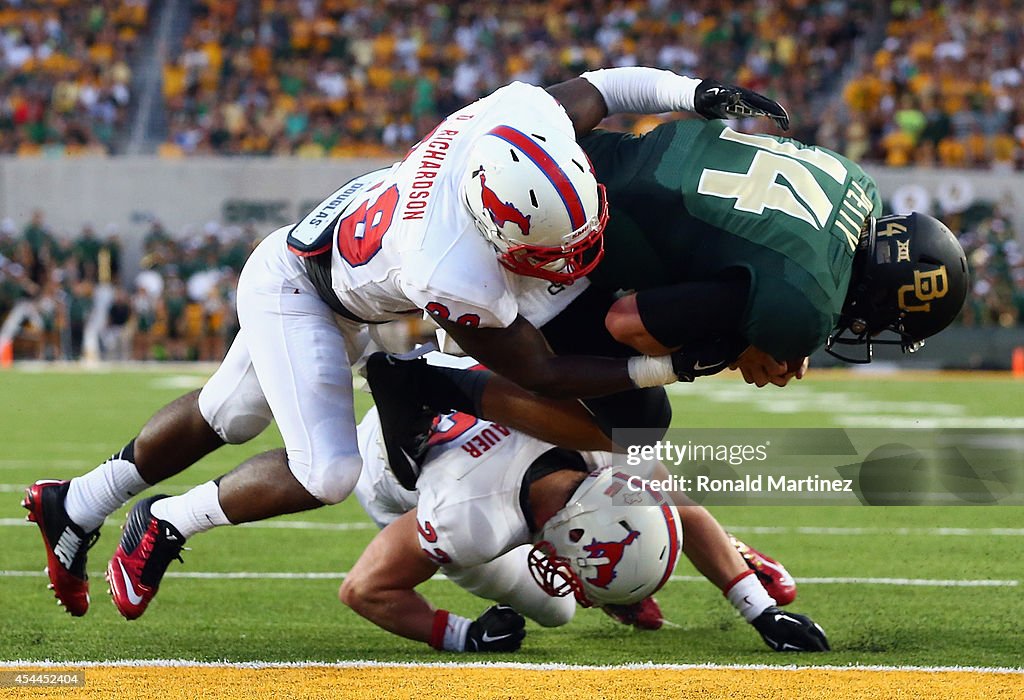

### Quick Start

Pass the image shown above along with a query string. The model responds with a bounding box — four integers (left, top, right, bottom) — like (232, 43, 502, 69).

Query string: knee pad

(292, 452, 362, 505)
(198, 389, 273, 444)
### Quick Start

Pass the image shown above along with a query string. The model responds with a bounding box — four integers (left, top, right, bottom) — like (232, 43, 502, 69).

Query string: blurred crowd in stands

(0, 0, 147, 156)
(824, 0, 1024, 171)
(5, 1, 1024, 171)
(0, 211, 251, 363)
(4, 0, 873, 157)
(3, 0, 1024, 360)
(159, 0, 871, 156)
(951, 202, 1024, 328)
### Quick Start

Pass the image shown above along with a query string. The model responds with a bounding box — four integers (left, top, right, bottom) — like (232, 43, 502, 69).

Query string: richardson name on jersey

(403, 113, 475, 221)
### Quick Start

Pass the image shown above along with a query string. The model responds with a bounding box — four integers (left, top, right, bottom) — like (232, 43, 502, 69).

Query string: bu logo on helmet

(583, 530, 640, 589)
(898, 266, 949, 312)
(478, 171, 531, 237)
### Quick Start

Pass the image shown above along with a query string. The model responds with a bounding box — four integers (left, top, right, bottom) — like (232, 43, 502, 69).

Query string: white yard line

(0, 517, 375, 531)
(3, 515, 1022, 536)
(0, 659, 1019, 674)
(0, 569, 1017, 587)
(725, 525, 1024, 537)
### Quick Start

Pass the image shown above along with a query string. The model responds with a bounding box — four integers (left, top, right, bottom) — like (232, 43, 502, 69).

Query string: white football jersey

(353, 353, 613, 569)
(288, 82, 588, 329)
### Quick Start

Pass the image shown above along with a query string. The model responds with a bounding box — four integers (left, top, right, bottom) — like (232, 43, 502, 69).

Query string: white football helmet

(529, 467, 682, 607)
(460, 124, 608, 284)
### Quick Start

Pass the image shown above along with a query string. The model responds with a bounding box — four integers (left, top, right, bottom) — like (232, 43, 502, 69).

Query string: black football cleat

(22, 480, 101, 616)
(364, 352, 438, 490)
(106, 495, 185, 620)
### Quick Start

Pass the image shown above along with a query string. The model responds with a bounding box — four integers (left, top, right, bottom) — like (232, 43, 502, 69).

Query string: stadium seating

(841, 1, 1024, 170)
(159, 0, 870, 155)
(0, 0, 149, 155)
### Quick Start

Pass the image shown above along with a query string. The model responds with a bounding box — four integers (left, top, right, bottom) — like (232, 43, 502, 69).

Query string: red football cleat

(602, 596, 664, 630)
(106, 495, 185, 620)
(730, 535, 797, 605)
(22, 480, 100, 616)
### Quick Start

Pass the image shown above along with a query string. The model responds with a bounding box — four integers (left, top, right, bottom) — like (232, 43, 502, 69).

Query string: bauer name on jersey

(287, 82, 589, 329)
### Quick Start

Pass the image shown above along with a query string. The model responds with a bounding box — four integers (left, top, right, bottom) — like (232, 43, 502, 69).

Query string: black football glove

(464, 605, 526, 652)
(751, 606, 830, 652)
(671, 335, 747, 382)
(694, 79, 790, 131)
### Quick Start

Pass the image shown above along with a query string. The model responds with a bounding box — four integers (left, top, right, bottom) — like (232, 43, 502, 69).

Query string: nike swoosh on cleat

(117, 560, 145, 606)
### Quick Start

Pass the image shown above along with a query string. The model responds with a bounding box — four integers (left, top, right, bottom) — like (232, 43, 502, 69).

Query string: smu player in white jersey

(340, 356, 828, 653)
(22, 68, 789, 620)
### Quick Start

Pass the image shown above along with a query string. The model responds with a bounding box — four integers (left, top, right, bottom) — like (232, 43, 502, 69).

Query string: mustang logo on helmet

(478, 171, 532, 237)
(583, 530, 640, 589)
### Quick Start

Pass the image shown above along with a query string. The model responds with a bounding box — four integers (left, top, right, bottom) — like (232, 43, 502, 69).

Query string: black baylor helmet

(827, 212, 969, 363)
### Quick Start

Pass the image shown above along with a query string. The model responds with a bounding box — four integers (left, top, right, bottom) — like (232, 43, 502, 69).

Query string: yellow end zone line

(3, 660, 1021, 673)
(2, 662, 1021, 700)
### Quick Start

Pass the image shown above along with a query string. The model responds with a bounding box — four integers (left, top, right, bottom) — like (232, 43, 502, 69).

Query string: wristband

(429, 609, 472, 651)
(429, 610, 449, 650)
(580, 67, 702, 115)
(627, 355, 677, 388)
(724, 569, 777, 622)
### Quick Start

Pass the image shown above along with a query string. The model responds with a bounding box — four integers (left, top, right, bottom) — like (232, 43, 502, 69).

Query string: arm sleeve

(634, 276, 751, 348)
(580, 67, 702, 115)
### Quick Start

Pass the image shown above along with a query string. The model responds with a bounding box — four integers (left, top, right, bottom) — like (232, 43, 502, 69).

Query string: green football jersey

(581, 119, 882, 360)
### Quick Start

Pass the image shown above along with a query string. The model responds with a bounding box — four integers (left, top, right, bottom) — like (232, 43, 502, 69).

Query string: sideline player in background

(370, 115, 970, 474)
(340, 365, 828, 653)
(22, 68, 790, 619)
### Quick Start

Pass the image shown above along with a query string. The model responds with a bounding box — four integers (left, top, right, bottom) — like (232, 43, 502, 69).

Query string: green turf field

(0, 366, 1021, 668)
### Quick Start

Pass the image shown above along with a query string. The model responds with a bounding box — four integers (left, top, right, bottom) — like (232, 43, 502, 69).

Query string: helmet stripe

(486, 125, 588, 232)
(656, 504, 680, 593)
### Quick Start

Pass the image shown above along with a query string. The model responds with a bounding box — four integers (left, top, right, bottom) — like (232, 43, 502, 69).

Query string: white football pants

(198, 227, 364, 504)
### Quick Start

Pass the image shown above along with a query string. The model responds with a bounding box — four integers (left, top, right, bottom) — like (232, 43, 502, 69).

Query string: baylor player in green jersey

(581, 118, 880, 363)
(367, 117, 967, 460)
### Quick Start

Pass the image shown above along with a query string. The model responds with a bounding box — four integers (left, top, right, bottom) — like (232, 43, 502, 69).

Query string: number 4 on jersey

(697, 128, 846, 232)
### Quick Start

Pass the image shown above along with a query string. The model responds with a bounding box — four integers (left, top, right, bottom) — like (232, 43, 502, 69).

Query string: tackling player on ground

(341, 356, 827, 653)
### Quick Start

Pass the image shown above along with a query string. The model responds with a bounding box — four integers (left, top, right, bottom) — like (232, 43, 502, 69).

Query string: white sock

(65, 443, 149, 532)
(150, 481, 232, 539)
